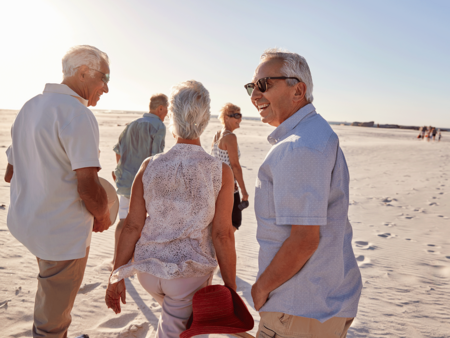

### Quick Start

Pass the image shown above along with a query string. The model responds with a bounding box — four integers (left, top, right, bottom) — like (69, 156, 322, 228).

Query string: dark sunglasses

(228, 113, 242, 119)
(244, 77, 300, 96)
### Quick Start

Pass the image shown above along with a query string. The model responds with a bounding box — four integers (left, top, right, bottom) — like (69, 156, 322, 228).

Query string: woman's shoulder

(221, 132, 238, 147)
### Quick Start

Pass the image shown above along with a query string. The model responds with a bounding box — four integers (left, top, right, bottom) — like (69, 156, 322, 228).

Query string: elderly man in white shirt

(5, 45, 111, 338)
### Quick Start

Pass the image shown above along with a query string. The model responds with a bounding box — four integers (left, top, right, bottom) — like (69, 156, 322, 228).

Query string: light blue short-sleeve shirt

(113, 113, 166, 197)
(255, 104, 362, 322)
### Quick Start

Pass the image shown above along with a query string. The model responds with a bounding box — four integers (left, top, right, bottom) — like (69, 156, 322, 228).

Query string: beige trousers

(33, 247, 90, 338)
(137, 271, 212, 338)
(257, 312, 354, 338)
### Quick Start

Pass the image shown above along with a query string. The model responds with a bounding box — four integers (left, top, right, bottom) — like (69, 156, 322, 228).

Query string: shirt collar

(267, 103, 316, 145)
(43, 83, 88, 107)
(144, 112, 161, 121)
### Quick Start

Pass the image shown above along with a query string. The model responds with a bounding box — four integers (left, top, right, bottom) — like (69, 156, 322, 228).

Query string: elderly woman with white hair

(211, 103, 249, 231)
(105, 80, 237, 338)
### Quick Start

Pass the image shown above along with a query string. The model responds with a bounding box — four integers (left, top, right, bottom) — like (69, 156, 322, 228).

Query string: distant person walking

(432, 127, 437, 141)
(211, 103, 249, 231)
(245, 48, 362, 337)
(421, 126, 426, 140)
(5, 45, 111, 338)
(438, 129, 442, 142)
(112, 93, 168, 265)
(426, 126, 432, 141)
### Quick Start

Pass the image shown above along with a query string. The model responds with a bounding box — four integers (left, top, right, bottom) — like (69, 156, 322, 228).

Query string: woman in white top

(211, 103, 249, 231)
(105, 81, 236, 338)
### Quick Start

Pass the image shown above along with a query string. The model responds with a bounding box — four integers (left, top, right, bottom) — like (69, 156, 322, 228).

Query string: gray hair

(149, 93, 169, 111)
(260, 48, 314, 103)
(218, 103, 240, 125)
(62, 45, 109, 79)
(169, 80, 211, 140)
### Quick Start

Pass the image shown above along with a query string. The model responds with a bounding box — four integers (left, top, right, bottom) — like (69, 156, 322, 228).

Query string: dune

(0, 109, 449, 337)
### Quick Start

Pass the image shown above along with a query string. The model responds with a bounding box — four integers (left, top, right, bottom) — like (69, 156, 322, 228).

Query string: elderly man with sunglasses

(247, 48, 362, 338)
(6, 45, 111, 338)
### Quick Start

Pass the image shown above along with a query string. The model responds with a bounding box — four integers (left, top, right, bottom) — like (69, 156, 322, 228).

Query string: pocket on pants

(258, 325, 276, 338)
(258, 313, 312, 338)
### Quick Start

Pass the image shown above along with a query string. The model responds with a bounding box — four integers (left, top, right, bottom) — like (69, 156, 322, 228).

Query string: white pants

(137, 272, 212, 338)
(118, 195, 130, 219)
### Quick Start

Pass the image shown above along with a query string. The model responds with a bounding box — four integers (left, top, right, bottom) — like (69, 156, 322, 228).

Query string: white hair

(260, 48, 314, 103)
(169, 80, 211, 140)
(62, 45, 109, 79)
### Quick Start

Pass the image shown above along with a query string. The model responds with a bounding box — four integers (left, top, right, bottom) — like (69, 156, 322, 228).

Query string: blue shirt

(255, 104, 362, 322)
(113, 113, 166, 197)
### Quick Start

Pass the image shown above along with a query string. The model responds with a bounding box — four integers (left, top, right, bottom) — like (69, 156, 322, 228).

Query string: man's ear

(77, 65, 90, 82)
(293, 82, 307, 102)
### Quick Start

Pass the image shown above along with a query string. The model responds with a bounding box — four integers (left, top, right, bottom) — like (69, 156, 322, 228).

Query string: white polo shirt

(7, 83, 101, 261)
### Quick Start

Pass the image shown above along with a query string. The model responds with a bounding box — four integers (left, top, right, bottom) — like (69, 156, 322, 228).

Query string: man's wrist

(254, 278, 270, 295)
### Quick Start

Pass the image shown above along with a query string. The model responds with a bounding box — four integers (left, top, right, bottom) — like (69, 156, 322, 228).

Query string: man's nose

(103, 82, 109, 93)
(251, 85, 262, 102)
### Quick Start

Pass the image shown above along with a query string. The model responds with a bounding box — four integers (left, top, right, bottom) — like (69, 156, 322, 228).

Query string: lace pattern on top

(110, 143, 222, 283)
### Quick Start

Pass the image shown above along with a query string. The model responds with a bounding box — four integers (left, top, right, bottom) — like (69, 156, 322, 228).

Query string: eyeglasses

(228, 113, 242, 119)
(244, 77, 300, 96)
(89, 68, 110, 84)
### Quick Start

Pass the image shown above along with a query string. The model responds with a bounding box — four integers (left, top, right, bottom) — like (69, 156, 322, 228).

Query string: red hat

(181, 285, 254, 338)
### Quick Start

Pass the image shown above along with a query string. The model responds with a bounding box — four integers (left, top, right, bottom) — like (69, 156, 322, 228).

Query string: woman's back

(113, 143, 223, 282)
(211, 130, 241, 168)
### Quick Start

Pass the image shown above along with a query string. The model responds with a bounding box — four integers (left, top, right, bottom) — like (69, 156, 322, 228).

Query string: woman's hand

(105, 279, 127, 314)
(241, 191, 249, 202)
(225, 281, 238, 292)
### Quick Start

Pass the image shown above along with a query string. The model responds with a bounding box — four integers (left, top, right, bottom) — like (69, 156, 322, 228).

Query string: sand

(1, 109, 449, 337)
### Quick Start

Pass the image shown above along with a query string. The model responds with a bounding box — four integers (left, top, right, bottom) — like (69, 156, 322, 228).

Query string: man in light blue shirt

(112, 93, 168, 263)
(245, 48, 362, 337)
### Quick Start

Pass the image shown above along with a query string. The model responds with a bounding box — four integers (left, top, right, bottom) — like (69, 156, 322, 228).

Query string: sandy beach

(1, 109, 449, 338)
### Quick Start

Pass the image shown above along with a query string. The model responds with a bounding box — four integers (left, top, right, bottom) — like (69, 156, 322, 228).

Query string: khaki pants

(257, 312, 354, 338)
(33, 247, 90, 338)
(137, 271, 212, 338)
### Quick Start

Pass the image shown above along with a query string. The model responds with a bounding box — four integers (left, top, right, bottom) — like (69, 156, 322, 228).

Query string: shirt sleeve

(151, 125, 166, 155)
(60, 109, 101, 171)
(272, 144, 336, 226)
(6, 145, 13, 164)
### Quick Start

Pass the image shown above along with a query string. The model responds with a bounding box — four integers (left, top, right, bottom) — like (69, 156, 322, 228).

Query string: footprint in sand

(428, 202, 439, 206)
(425, 244, 440, 254)
(382, 222, 396, 227)
(355, 241, 377, 250)
(398, 214, 415, 219)
(445, 256, 450, 260)
(381, 197, 397, 204)
(78, 282, 102, 294)
(355, 255, 371, 267)
(98, 313, 139, 329)
(377, 233, 396, 239)
(117, 322, 149, 337)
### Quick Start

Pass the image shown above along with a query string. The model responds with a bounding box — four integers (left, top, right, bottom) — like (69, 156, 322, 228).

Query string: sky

(1, 0, 449, 127)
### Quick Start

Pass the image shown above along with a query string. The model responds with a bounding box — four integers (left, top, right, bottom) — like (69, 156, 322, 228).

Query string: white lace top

(110, 143, 222, 283)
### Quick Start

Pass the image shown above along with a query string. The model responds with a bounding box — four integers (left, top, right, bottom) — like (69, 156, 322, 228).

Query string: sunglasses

(244, 77, 300, 96)
(89, 68, 110, 84)
(228, 113, 242, 119)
